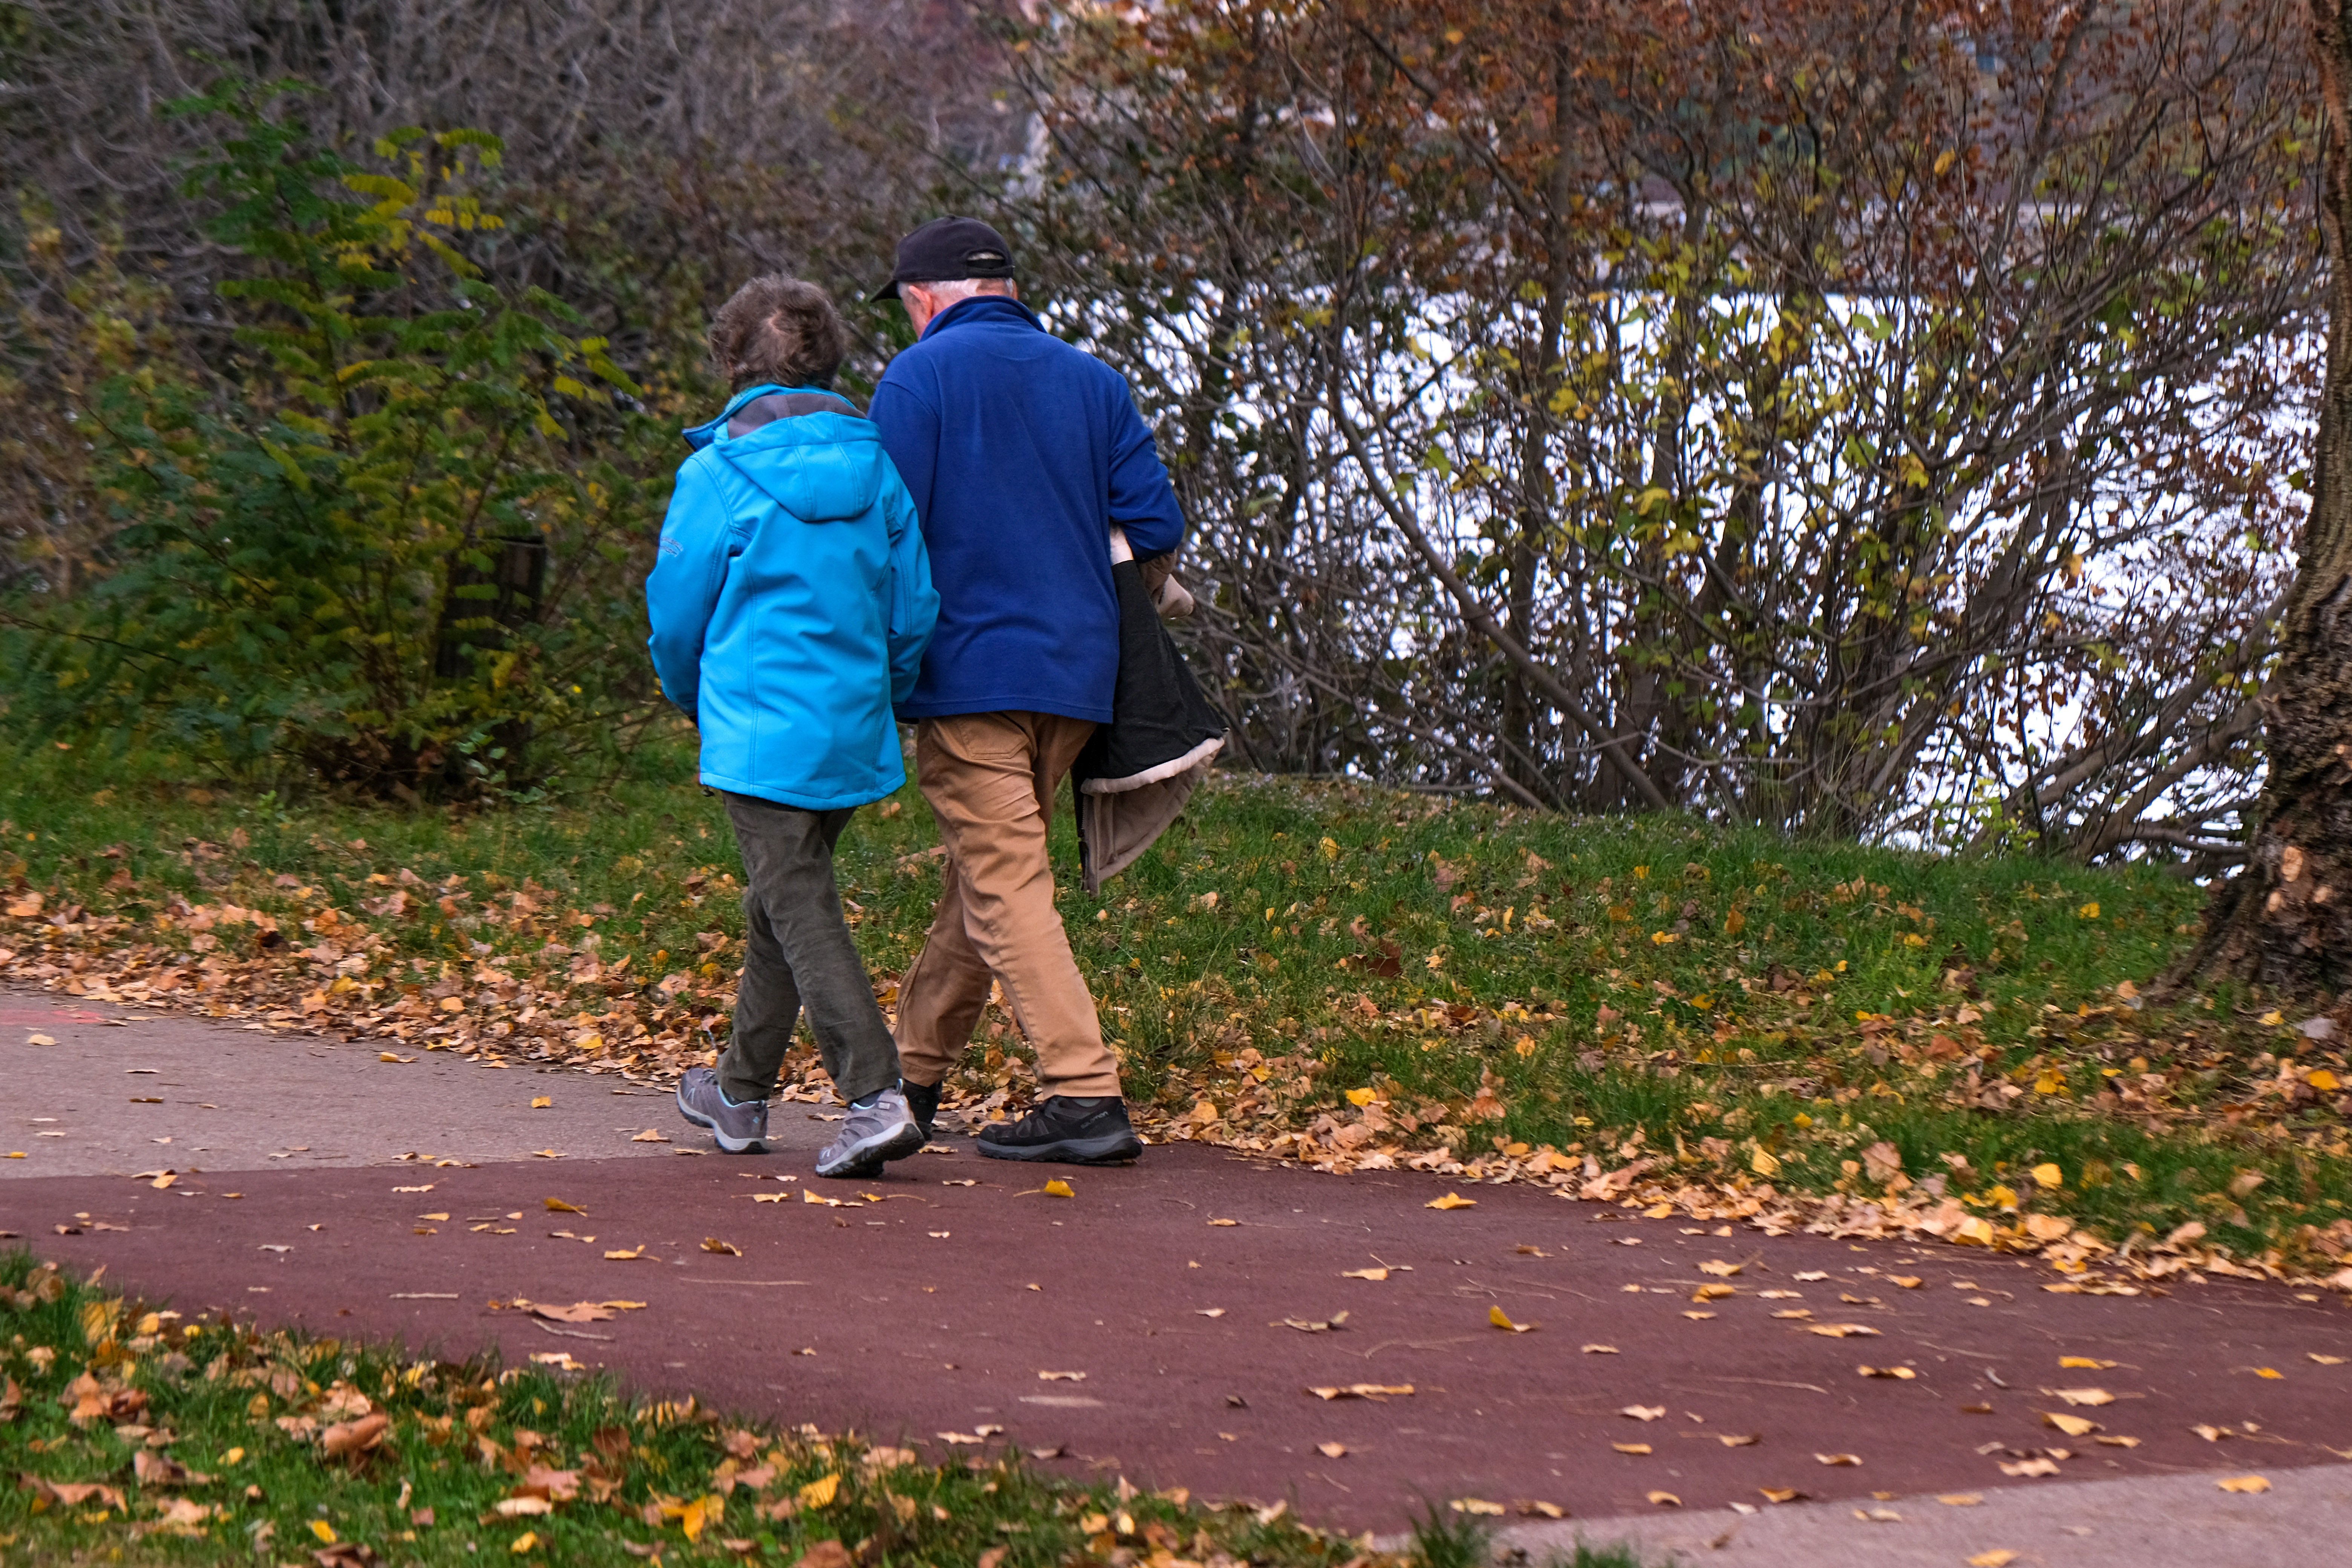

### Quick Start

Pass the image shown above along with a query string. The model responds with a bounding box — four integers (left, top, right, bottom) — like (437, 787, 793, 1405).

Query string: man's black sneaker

(977, 1095, 1142, 1165)
(903, 1079, 943, 1143)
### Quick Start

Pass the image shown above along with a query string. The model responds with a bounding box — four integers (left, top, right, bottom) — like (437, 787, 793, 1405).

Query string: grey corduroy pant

(717, 792, 901, 1106)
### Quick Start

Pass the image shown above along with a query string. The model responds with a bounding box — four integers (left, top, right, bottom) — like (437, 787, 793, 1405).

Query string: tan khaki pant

(894, 712, 1122, 1099)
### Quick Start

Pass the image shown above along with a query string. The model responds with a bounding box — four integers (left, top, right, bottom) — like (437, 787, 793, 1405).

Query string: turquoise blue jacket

(645, 384, 938, 810)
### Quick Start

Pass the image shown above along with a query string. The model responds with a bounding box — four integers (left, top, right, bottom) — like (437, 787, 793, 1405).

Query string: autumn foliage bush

(1, 82, 672, 800)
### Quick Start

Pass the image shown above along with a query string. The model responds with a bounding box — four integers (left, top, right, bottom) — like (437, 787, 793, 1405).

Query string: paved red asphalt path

(7, 1142, 2352, 1530)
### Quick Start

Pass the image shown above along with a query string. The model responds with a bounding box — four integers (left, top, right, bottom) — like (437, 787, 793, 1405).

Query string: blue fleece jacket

(869, 296, 1185, 723)
(644, 384, 939, 810)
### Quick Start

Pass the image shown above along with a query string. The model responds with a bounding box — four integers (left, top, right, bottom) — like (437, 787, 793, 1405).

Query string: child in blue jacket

(645, 276, 939, 1178)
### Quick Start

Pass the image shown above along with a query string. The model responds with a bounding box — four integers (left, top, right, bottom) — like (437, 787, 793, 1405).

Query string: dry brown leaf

(1890, 1276, 1923, 1289)
(1341, 1268, 1389, 1281)
(1683, 1310, 1718, 1321)
(321, 1412, 390, 1459)
(2193, 1425, 2231, 1442)
(1815, 1453, 1861, 1467)
(1939, 1494, 1982, 1505)
(1999, 1458, 2061, 1478)
(1580, 1344, 1619, 1355)
(1307, 1384, 1412, 1401)
(1315, 1442, 1348, 1458)
(527, 1302, 614, 1324)
(700, 1238, 741, 1256)
(1857, 1366, 1917, 1380)
(1518, 1501, 1564, 1519)
(2308, 1354, 2346, 1365)
(1757, 1487, 1804, 1505)
(1038, 1371, 1087, 1383)
(1692, 1283, 1736, 1302)
(1718, 1434, 1759, 1448)
(2094, 1435, 2141, 1449)
(1612, 1442, 1652, 1456)
(1645, 1491, 1680, 1507)
(1620, 1405, 1666, 1421)
(1697, 1259, 1743, 1277)
(2052, 1387, 2114, 1407)
(1449, 1499, 1504, 1516)
(1808, 1323, 1880, 1338)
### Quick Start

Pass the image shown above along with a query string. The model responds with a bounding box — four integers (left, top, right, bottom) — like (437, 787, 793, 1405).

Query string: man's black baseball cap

(871, 216, 1017, 302)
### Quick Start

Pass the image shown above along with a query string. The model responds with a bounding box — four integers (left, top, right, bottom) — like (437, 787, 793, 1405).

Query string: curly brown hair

(708, 275, 850, 391)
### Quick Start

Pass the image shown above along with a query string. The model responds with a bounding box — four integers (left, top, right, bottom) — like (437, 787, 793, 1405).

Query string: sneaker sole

(677, 1086, 766, 1155)
(814, 1118, 925, 1179)
(977, 1130, 1143, 1165)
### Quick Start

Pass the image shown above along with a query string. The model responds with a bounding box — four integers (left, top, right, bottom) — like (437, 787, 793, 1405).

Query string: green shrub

(3, 78, 668, 800)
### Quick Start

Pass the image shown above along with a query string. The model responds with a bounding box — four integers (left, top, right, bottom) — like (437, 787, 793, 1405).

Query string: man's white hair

(906, 277, 1017, 304)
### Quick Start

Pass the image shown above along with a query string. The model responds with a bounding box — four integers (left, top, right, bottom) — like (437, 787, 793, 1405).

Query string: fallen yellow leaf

(1692, 1283, 1736, 1301)
(1620, 1405, 1665, 1421)
(1857, 1366, 1917, 1380)
(510, 1530, 540, 1554)
(1938, 1494, 1982, 1505)
(545, 1198, 585, 1214)
(1646, 1491, 1680, 1507)
(1967, 1553, 2018, 1568)
(1757, 1487, 1803, 1504)
(1890, 1276, 1922, 1289)
(2310, 1069, 2341, 1092)
(530, 1096, 552, 1109)
(1316, 1442, 1348, 1458)
(799, 1473, 841, 1508)
(311, 1521, 337, 1544)
(379, 1052, 413, 1064)
(2053, 1387, 2114, 1407)
(1697, 1259, 1743, 1277)
(1341, 1268, 1389, 1280)
(1717, 1433, 1758, 1447)
(1043, 1179, 1075, 1198)
(1345, 1088, 1376, 1107)
(2058, 1356, 2115, 1369)
(1683, 1311, 1717, 1321)
(1207, 1218, 1239, 1227)
(2217, 1475, 2270, 1494)
(700, 1238, 741, 1256)
(1581, 1344, 1618, 1355)
(1450, 1499, 1504, 1516)
(2309, 1354, 2346, 1365)
(1808, 1323, 1880, 1338)
(1750, 1148, 1781, 1177)
(1427, 1193, 1477, 1210)
(2253, 1367, 2283, 1380)
(2094, 1435, 2141, 1448)
(1038, 1370, 1087, 1382)
(1489, 1305, 1535, 1333)
(1612, 1442, 1652, 1455)
(630, 1129, 670, 1143)
(2042, 1412, 2098, 1437)
(1815, 1453, 1861, 1467)
(603, 1246, 645, 1260)
(2032, 1162, 2063, 1189)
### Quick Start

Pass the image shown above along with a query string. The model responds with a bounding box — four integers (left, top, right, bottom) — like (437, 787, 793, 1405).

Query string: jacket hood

(692, 385, 888, 524)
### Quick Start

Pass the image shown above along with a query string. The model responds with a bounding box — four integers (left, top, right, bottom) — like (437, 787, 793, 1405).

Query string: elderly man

(870, 216, 1184, 1164)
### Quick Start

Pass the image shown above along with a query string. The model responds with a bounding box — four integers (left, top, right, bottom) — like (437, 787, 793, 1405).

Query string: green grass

(0, 1253, 1389, 1566)
(5, 736, 2350, 1269)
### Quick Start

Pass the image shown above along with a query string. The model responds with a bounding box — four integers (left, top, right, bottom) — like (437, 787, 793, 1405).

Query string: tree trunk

(2175, 0, 2352, 998)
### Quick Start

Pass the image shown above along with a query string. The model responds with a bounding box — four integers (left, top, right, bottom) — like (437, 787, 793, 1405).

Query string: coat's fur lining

(1078, 734, 1225, 795)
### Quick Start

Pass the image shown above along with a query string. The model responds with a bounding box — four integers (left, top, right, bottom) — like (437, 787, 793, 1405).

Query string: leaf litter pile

(7, 758, 2352, 1290)
(0, 1254, 1384, 1567)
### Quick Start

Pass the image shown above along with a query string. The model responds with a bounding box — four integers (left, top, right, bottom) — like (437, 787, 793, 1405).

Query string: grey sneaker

(815, 1086, 923, 1179)
(676, 1066, 769, 1154)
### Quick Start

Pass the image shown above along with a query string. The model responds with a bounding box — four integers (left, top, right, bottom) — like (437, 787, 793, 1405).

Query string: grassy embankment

(4, 742, 2349, 1272)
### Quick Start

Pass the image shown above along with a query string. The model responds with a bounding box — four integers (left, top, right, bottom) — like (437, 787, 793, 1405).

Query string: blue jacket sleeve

(643, 456, 732, 722)
(1106, 377, 1185, 558)
(869, 372, 940, 526)
(882, 475, 939, 705)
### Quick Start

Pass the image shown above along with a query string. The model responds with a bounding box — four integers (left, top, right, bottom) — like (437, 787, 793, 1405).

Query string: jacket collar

(921, 295, 1046, 340)
(683, 383, 852, 452)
